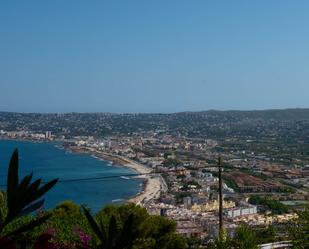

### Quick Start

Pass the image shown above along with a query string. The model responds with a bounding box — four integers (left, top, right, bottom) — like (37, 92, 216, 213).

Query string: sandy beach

(67, 146, 166, 206)
(118, 156, 165, 205)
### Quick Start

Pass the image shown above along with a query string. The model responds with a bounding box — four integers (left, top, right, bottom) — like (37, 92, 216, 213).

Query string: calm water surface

(0, 140, 142, 211)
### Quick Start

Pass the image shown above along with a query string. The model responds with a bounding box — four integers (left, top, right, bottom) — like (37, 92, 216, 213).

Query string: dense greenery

(90, 204, 186, 249)
(163, 158, 182, 167)
(0, 149, 186, 249)
(254, 225, 277, 244)
(209, 225, 258, 249)
(0, 200, 187, 249)
(222, 177, 240, 192)
(289, 209, 309, 249)
(248, 195, 290, 214)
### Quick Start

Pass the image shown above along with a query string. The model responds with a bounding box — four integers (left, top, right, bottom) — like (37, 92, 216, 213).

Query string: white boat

(112, 198, 124, 203)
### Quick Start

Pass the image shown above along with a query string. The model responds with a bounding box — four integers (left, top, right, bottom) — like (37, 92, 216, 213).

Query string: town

(1, 109, 309, 245)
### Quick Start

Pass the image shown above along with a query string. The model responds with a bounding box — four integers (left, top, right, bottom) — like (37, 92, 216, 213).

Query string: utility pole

(218, 156, 223, 234)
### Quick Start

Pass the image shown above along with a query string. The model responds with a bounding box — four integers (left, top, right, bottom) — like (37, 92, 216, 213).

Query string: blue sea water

(0, 140, 142, 212)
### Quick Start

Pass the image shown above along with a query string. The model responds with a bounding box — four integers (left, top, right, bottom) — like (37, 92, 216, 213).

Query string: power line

(1, 160, 306, 187)
(0, 165, 220, 187)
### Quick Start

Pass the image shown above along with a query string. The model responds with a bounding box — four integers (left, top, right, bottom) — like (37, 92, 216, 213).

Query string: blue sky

(1, 1, 309, 113)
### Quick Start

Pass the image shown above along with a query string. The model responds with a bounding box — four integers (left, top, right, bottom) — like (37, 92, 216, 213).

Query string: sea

(0, 140, 143, 212)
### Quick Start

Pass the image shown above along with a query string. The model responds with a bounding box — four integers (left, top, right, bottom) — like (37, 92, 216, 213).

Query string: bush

(0, 150, 188, 249)
(249, 195, 290, 214)
(84, 203, 187, 249)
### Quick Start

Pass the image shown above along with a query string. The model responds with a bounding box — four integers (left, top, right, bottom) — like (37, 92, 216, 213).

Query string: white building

(225, 206, 257, 218)
(45, 131, 52, 139)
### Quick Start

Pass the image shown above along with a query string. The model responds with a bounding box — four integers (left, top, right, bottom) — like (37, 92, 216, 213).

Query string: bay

(0, 140, 142, 212)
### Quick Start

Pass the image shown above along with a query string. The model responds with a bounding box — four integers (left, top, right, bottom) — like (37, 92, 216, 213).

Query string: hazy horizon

(2, 1, 309, 113)
(1, 107, 309, 115)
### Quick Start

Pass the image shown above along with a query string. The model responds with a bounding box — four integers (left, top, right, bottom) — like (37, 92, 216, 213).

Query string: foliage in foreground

(289, 208, 309, 249)
(84, 203, 186, 249)
(0, 149, 58, 248)
(208, 225, 258, 249)
(0, 149, 185, 248)
(2, 149, 309, 248)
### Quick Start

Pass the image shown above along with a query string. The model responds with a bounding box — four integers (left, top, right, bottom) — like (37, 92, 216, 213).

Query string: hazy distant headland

(1, 108, 309, 139)
(2, 108, 309, 119)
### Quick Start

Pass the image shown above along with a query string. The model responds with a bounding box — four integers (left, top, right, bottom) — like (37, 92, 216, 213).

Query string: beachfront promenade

(68, 146, 167, 206)
(116, 155, 168, 205)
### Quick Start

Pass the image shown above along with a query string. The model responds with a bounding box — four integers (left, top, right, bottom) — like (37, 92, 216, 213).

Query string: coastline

(0, 137, 166, 206)
(65, 145, 165, 205)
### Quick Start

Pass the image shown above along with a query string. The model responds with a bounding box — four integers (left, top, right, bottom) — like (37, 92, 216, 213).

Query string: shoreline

(64, 145, 165, 205)
(0, 137, 166, 206)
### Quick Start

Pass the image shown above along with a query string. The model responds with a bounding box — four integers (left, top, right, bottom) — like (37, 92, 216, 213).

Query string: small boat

(112, 199, 124, 203)
(120, 176, 130, 180)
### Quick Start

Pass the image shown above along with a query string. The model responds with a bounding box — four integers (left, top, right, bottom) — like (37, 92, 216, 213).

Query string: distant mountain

(195, 108, 309, 121)
(0, 108, 309, 139)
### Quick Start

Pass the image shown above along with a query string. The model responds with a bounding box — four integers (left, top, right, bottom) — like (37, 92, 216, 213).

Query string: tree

(139, 215, 185, 249)
(47, 201, 91, 247)
(208, 229, 232, 249)
(83, 203, 186, 249)
(289, 209, 309, 249)
(255, 225, 277, 244)
(209, 225, 258, 249)
(232, 224, 258, 249)
(186, 237, 202, 249)
(83, 206, 139, 249)
(249, 195, 289, 214)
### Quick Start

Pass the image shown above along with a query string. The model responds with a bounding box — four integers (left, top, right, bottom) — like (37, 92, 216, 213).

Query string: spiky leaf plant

(82, 206, 138, 249)
(0, 149, 58, 248)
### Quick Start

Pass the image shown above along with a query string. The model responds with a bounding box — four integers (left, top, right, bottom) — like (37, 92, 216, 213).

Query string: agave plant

(0, 149, 58, 248)
(82, 207, 138, 249)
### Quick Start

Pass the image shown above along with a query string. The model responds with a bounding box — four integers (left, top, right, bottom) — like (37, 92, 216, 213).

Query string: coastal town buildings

(0, 121, 306, 240)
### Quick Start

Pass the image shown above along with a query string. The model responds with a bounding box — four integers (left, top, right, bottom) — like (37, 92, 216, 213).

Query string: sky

(1, 0, 309, 113)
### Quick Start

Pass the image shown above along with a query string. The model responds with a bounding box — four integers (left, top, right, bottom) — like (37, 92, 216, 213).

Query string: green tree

(163, 158, 181, 167)
(83, 206, 140, 249)
(289, 209, 309, 249)
(232, 224, 258, 249)
(208, 229, 232, 249)
(186, 237, 201, 249)
(84, 203, 186, 249)
(209, 225, 258, 249)
(47, 201, 91, 247)
(249, 195, 289, 214)
(255, 225, 277, 244)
